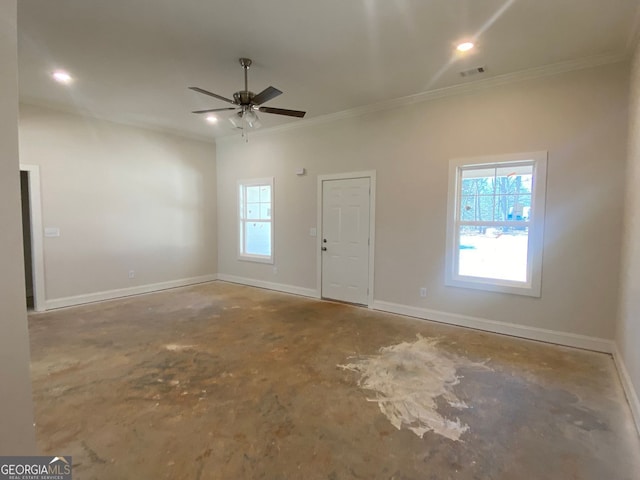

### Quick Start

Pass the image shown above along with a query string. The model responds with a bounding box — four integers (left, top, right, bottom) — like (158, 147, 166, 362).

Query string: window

(445, 152, 547, 296)
(238, 178, 274, 263)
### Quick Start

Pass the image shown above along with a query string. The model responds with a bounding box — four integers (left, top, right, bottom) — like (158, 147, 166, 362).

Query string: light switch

(309, 227, 317, 237)
(44, 227, 60, 238)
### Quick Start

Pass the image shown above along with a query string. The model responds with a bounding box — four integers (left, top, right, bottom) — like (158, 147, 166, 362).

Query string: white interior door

(321, 177, 371, 305)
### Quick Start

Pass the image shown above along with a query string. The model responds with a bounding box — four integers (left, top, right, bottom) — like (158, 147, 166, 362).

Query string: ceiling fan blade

(192, 107, 236, 114)
(252, 86, 283, 105)
(258, 106, 306, 118)
(188, 87, 236, 104)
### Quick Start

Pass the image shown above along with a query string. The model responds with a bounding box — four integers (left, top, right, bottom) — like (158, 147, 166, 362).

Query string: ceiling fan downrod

(239, 58, 251, 94)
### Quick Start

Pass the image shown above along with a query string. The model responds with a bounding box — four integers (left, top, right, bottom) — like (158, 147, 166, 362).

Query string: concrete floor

(28, 282, 640, 479)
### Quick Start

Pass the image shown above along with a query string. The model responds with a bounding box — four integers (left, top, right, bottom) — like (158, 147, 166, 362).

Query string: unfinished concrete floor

(28, 282, 640, 479)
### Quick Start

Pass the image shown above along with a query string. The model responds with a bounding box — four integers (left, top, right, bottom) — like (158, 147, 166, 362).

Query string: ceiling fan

(189, 58, 306, 138)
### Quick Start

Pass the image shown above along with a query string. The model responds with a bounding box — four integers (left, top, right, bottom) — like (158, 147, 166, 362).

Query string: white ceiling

(17, 0, 640, 141)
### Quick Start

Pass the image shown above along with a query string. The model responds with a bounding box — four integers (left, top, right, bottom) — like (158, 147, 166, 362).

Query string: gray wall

(0, 0, 36, 454)
(617, 42, 640, 425)
(217, 62, 629, 341)
(19, 105, 218, 303)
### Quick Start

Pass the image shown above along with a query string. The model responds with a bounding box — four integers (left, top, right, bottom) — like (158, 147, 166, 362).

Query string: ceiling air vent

(459, 66, 486, 77)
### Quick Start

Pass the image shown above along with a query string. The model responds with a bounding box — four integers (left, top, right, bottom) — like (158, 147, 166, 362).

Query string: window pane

(246, 186, 261, 203)
(496, 164, 533, 177)
(458, 226, 529, 282)
(495, 166, 533, 195)
(460, 196, 475, 221)
(462, 167, 496, 182)
(495, 195, 517, 222)
(494, 194, 532, 221)
(460, 195, 494, 221)
(245, 221, 271, 256)
(494, 195, 509, 222)
(246, 203, 260, 219)
(461, 173, 495, 196)
(260, 203, 271, 220)
(259, 185, 271, 203)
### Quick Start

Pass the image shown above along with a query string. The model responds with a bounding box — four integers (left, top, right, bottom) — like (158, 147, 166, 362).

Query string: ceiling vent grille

(460, 66, 486, 77)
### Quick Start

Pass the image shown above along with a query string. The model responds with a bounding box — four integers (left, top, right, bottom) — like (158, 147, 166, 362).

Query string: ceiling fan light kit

(189, 58, 305, 141)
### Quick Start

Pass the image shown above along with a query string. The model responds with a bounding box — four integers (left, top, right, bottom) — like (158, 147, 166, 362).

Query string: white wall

(0, 0, 37, 454)
(217, 62, 629, 341)
(19, 105, 217, 304)
(617, 44, 640, 428)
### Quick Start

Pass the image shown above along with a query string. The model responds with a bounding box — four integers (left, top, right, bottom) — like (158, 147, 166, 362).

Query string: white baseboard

(44, 273, 615, 353)
(44, 274, 218, 310)
(211, 277, 613, 353)
(216, 273, 319, 299)
(613, 346, 640, 436)
(372, 300, 614, 353)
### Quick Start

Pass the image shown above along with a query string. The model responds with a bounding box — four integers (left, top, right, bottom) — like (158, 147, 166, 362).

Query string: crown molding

(21, 51, 628, 147)
(18, 98, 217, 145)
(218, 51, 628, 145)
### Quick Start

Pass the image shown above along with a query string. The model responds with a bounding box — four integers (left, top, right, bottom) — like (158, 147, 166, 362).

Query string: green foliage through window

(460, 165, 533, 222)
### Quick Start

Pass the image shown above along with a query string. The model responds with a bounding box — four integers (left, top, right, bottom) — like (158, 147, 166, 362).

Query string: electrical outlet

(128, 270, 135, 279)
(419, 287, 427, 298)
(273, 266, 278, 275)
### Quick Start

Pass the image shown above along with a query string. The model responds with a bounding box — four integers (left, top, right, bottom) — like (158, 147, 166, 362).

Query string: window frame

(237, 177, 274, 264)
(445, 151, 547, 297)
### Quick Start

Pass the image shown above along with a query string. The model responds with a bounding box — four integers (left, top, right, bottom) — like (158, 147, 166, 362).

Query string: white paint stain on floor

(339, 335, 488, 441)
(164, 344, 196, 352)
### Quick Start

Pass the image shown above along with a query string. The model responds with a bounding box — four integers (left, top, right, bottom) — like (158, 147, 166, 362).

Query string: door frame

(316, 170, 376, 307)
(20, 164, 46, 312)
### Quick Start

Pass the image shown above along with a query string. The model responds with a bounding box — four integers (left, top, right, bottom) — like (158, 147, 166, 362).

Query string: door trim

(316, 170, 376, 307)
(19, 164, 46, 312)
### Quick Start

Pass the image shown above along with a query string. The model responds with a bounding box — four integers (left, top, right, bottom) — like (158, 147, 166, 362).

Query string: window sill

(238, 254, 274, 265)
(445, 277, 541, 297)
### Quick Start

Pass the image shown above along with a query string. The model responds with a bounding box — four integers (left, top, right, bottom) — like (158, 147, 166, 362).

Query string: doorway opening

(20, 172, 34, 310)
(19, 165, 45, 312)
(316, 171, 376, 307)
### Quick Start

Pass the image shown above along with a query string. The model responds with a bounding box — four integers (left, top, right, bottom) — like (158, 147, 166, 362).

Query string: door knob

(322, 247, 327, 251)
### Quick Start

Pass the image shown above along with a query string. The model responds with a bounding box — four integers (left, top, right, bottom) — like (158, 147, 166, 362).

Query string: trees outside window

(445, 152, 547, 296)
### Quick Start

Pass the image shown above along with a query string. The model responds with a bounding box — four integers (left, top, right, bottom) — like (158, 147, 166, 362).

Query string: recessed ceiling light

(205, 115, 218, 124)
(456, 42, 474, 52)
(52, 70, 73, 84)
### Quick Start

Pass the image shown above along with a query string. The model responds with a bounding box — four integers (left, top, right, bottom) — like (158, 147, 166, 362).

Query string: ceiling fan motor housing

(234, 91, 255, 105)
